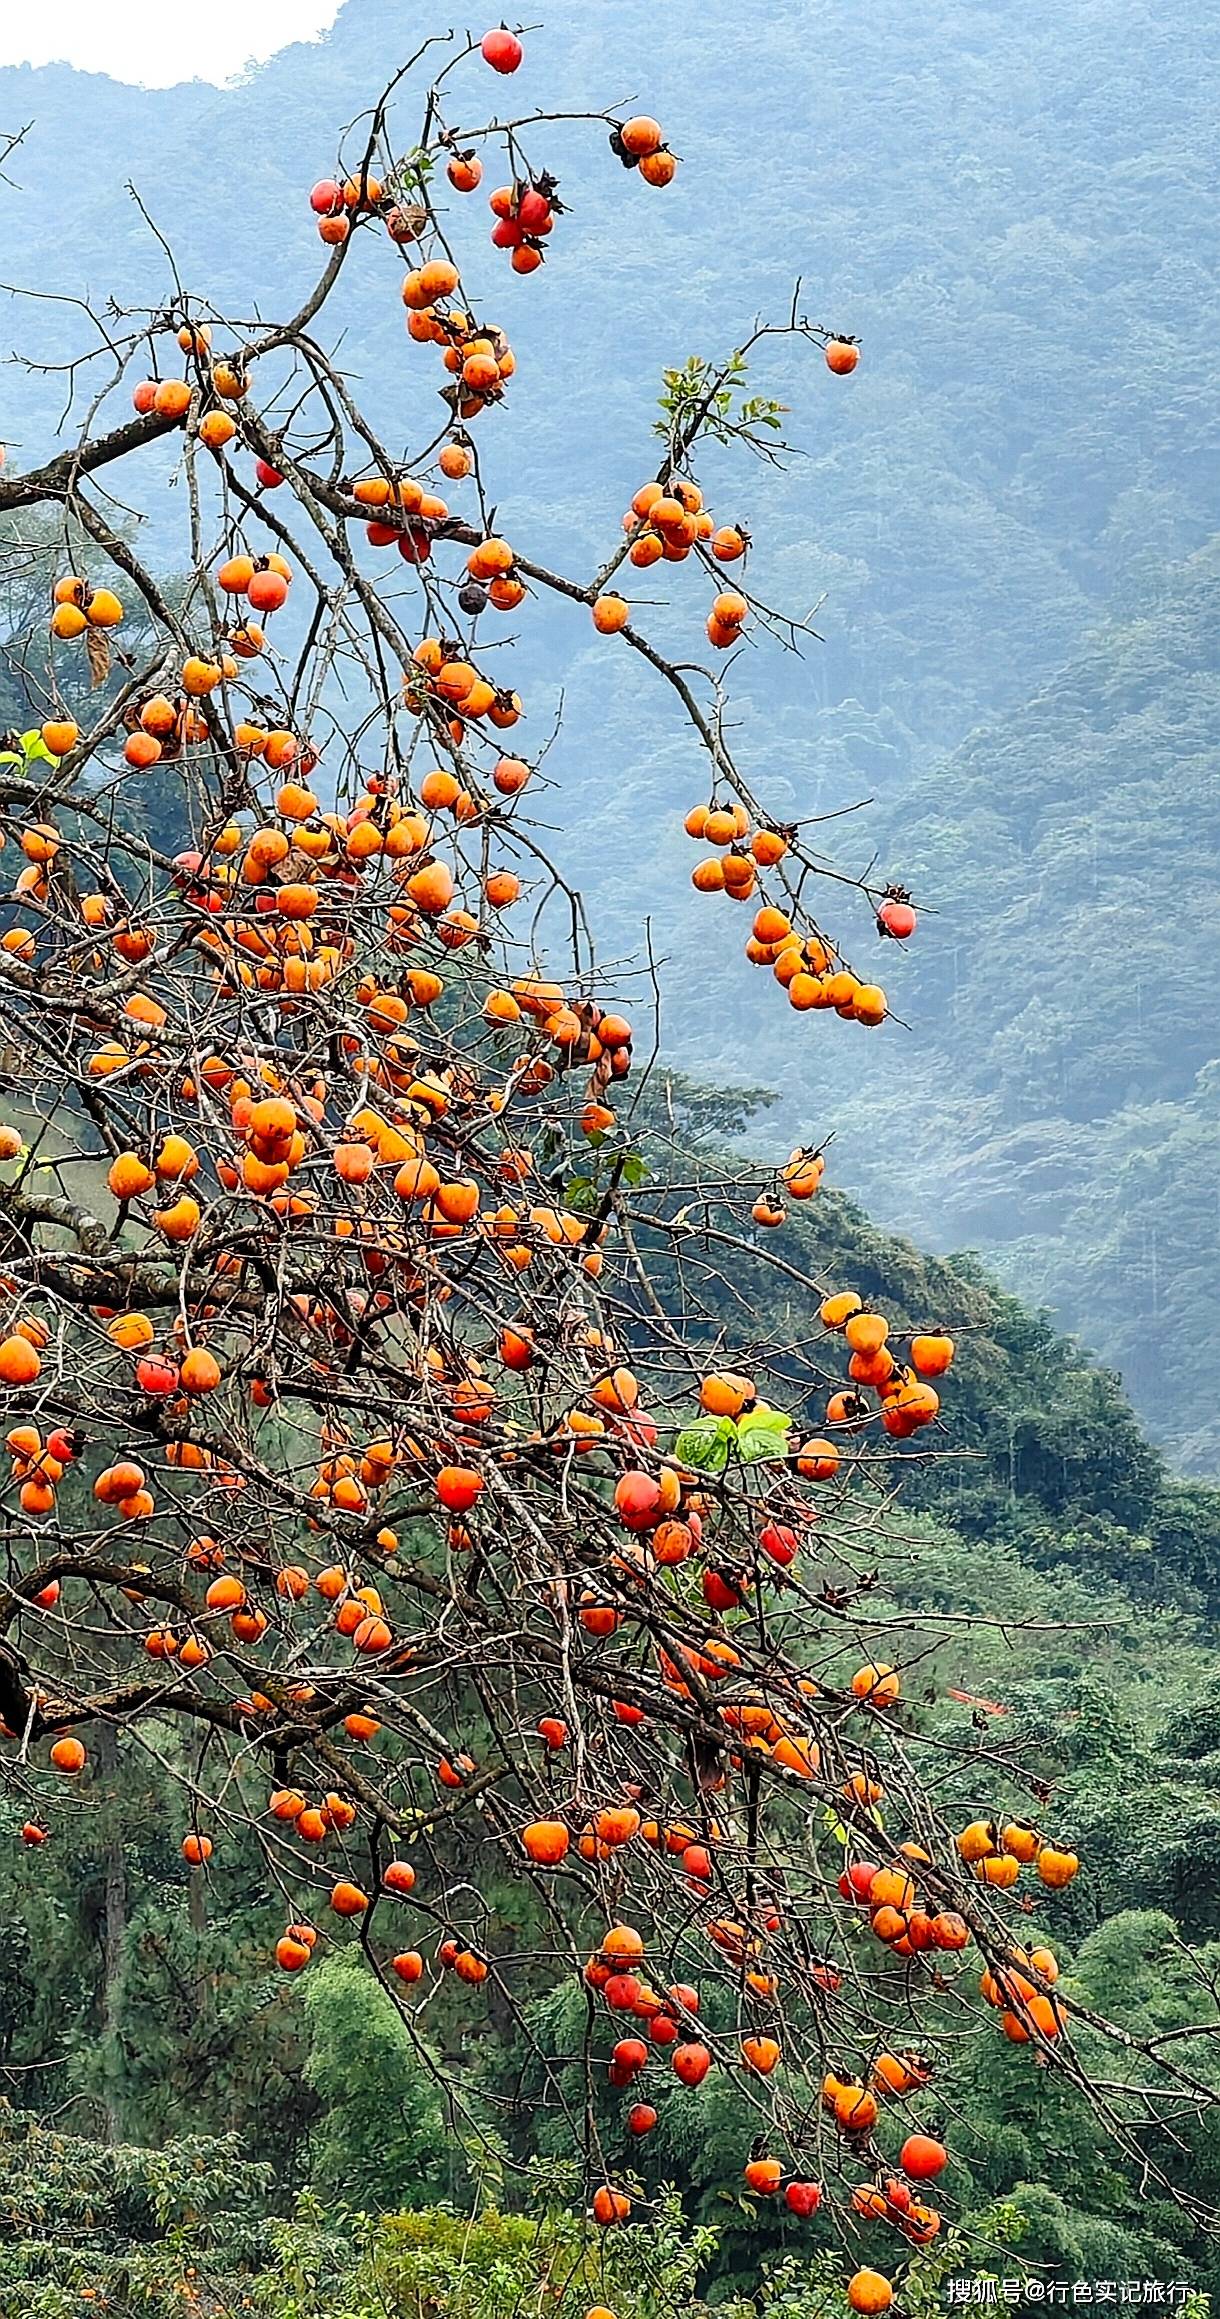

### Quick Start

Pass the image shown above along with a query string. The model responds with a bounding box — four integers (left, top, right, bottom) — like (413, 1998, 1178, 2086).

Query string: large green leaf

(674, 1415, 737, 1474)
(19, 729, 59, 767)
(736, 1406, 792, 1463)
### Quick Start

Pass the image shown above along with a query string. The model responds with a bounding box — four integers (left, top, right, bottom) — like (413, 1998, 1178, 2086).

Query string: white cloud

(0, 0, 344, 89)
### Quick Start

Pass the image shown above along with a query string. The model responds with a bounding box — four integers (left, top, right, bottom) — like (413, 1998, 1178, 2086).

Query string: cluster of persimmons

(0, 22, 1118, 2313)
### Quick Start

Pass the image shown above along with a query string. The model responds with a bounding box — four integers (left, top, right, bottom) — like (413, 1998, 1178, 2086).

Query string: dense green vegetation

(0, 0, 1217, 1460)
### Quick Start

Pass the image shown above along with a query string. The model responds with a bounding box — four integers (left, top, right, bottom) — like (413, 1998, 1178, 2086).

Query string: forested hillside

(1, 0, 1217, 1458)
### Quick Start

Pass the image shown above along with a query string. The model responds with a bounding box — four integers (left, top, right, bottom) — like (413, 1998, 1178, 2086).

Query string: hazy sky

(0, 0, 343, 88)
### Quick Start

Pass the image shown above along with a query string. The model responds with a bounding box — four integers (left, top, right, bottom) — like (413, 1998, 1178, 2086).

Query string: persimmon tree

(0, 22, 1217, 2313)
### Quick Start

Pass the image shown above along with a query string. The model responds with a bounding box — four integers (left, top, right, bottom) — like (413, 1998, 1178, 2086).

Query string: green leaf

(736, 1407, 792, 1463)
(620, 1152, 649, 1187)
(563, 1174, 598, 1214)
(19, 729, 58, 766)
(674, 1416, 736, 1474)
